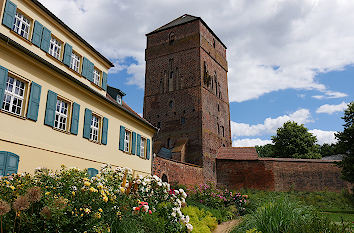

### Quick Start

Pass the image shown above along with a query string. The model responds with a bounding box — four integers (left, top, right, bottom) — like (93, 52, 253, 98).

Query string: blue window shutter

(5, 152, 19, 176)
(31, 21, 43, 47)
(137, 134, 141, 156)
(0, 66, 8, 109)
(101, 117, 108, 145)
(40, 27, 51, 52)
(102, 72, 107, 91)
(146, 139, 151, 160)
(2, 0, 16, 29)
(70, 102, 80, 135)
(87, 168, 98, 178)
(27, 82, 42, 121)
(44, 90, 57, 127)
(119, 126, 125, 151)
(87, 61, 94, 82)
(62, 43, 73, 66)
(131, 132, 136, 155)
(81, 57, 88, 79)
(83, 108, 92, 139)
(0, 152, 7, 176)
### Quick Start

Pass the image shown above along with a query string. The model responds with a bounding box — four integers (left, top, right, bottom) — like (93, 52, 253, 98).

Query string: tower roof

(146, 14, 227, 49)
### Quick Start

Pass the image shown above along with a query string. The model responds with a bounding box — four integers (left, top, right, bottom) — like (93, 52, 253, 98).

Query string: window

(213, 38, 216, 48)
(169, 32, 175, 45)
(70, 52, 81, 73)
(140, 137, 146, 158)
(2, 76, 25, 116)
(13, 12, 31, 40)
(157, 122, 161, 128)
(181, 117, 185, 124)
(116, 94, 122, 105)
(93, 68, 101, 86)
(90, 114, 100, 142)
(49, 37, 62, 60)
(54, 99, 68, 131)
(124, 130, 131, 152)
(169, 100, 173, 108)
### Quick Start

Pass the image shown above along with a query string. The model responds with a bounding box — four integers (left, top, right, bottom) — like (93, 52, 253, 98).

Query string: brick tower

(144, 14, 231, 180)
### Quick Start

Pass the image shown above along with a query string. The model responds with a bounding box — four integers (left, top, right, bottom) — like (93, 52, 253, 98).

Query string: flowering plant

(0, 165, 192, 233)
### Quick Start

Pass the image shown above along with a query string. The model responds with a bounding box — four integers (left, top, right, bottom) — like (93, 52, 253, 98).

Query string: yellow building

(0, 0, 156, 176)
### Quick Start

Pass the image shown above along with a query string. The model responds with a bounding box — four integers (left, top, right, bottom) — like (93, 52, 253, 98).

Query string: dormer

(107, 85, 126, 105)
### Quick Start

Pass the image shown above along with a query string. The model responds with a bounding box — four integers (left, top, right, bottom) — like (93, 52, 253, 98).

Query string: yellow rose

(103, 195, 108, 202)
(120, 187, 125, 193)
(72, 191, 75, 196)
(94, 212, 101, 219)
(9, 186, 15, 190)
(98, 208, 103, 212)
(84, 208, 91, 214)
(45, 192, 50, 195)
(84, 181, 91, 187)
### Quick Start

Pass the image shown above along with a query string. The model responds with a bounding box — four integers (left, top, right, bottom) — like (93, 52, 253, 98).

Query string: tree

(319, 143, 339, 158)
(336, 102, 354, 184)
(255, 144, 274, 157)
(271, 121, 321, 159)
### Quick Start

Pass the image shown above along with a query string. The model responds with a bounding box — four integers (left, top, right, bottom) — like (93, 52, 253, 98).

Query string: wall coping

(154, 156, 203, 168)
(217, 157, 340, 164)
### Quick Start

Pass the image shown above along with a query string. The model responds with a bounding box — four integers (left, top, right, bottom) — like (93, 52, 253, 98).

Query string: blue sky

(41, 0, 353, 146)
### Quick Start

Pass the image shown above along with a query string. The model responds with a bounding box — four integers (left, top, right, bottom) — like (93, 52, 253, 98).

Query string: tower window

(218, 104, 220, 112)
(169, 32, 175, 45)
(167, 138, 172, 148)
(157, 122, 161, 128)
(169, 100, 173, 108)
(213, 38, 216, 48)
(181, 117, 185, 124)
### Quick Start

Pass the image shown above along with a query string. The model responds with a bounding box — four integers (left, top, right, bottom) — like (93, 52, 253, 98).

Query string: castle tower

(144, 14, 231, 180)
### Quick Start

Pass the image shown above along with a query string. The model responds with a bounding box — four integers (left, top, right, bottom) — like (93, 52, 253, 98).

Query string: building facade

(144, 15, 231, 181)
(0, 0, 156, 176)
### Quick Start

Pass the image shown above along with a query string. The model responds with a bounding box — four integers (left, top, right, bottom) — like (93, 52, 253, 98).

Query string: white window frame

(70, 52, 81, 73)
(54, 99, 69, 131)
(140, 137, 146, 158)
(2, 76, 26, 116)
(116, 95, 122, 105)
(124, 130, 131, 152)
(93, 68, 101, 86)
(90, 114, 100, 142)
(13, 12, 31, 40)
(49, 37, 62, 60)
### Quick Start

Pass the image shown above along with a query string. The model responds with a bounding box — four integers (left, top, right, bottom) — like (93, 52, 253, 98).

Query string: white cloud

(316, 101, 348, 114)
(38, 0, 354, 102)
(309, 129, 337, 145)
(231, 109, 311, 137)
(312, 91, 348, 100)
(232, 138, 272, 147)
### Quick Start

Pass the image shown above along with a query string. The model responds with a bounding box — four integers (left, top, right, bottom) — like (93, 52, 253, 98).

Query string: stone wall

(152, 156, 204, 187)
(216, 158, 350, 192)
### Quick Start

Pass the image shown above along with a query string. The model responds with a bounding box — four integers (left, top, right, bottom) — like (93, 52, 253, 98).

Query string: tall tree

(272, 121, 321, 159)
(336, 102, 354, 183)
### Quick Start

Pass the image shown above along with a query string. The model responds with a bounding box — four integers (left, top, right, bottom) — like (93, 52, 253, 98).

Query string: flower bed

(0, 165, 192, 233)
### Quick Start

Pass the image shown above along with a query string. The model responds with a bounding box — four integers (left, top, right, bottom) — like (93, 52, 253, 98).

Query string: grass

(231, 197, 352, 233)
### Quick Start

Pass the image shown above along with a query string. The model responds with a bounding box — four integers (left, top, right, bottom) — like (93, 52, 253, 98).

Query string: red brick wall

(216, 158, 351, 192)
(152, 156, 204, 187)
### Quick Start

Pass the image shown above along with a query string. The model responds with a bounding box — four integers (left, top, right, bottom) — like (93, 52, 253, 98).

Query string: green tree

(336, 102, 354, 184)
(255, 144, 274, 157)
(271, 121, 321, 159)
(319, 143, 339, 158)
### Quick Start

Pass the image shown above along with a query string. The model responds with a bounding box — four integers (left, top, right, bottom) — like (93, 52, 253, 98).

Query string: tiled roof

(217, 147, 259, 160)
(106, 93, 155, 129)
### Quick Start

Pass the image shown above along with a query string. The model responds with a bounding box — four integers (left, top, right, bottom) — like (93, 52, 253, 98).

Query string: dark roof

(158, 147, 172, 159)
(146, 14, 227, 49)
(217, 147, 259, 160)
(107, 85, 126, 98)
(31, 0, 114, 68)
(0, 32, 156, 132)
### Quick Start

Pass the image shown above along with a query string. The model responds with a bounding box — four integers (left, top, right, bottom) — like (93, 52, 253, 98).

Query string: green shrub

(182, 206, 217, 233)
(232, 198, 350, 233)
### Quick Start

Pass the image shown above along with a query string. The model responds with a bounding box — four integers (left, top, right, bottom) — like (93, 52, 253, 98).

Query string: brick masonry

(147, 15, 349, 193)
(216, 158, 351, 192)
(152, 156, 204, 187)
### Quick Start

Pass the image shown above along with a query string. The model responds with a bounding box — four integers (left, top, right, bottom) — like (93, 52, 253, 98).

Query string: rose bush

(0, 165, 192, 233)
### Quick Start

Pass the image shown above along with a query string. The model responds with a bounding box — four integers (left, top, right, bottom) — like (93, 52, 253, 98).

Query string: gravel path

(213, 218, 242, 233)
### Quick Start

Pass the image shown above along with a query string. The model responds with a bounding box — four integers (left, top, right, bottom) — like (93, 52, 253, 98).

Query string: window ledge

(52, 127, 71, 135)
(0, 109, 27, 120)
(9, 30, 32, 45)
(88, 139, 102, 145)
(46, 53, 63, 64)
(90, 81, 104, 91)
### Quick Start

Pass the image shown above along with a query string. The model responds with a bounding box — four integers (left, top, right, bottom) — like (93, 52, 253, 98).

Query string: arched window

(162, 174, 168, 183)
(0, 151, 20, 176)
(87, 168, 98, 178)
(169, 100, 174, 108)
(169, 32, 175, 45)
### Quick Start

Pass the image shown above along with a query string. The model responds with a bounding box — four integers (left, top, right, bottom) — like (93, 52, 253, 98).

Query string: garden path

(213, 218, 242, 233)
